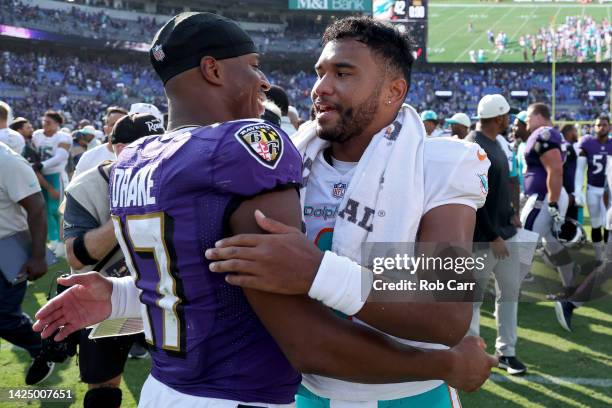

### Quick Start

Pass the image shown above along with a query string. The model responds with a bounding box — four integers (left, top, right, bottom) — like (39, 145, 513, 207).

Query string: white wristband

(109, 276, 142, 319)
(308, 251, 373, 316)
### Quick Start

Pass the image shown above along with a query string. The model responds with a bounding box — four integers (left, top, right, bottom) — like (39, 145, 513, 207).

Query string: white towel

(292, 104, 426, 262)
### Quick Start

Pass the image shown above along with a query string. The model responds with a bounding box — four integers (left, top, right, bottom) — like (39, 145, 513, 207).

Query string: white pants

(586, 185, 606, 229)
(520, 189, 569, 255)
(521, 189, 575, 287)
(139, 375, 296, 408)
(469, 234, 524, 357)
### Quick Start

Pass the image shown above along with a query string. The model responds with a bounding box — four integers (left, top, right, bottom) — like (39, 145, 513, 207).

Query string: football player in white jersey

(207, 17, 494, 407)
(32, 110, 71, 247)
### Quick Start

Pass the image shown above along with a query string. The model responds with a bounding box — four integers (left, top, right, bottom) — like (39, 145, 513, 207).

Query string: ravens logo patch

(234, 122, 284, 169)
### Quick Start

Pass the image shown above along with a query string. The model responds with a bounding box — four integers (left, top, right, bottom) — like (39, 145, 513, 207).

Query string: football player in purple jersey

(34, 12, 496, 408)
(520, 103, 577, 298)
(574, 115, 612, 262)
(556, 117, 612, 332)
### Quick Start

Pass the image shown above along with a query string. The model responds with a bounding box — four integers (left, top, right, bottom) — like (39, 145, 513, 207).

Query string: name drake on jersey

(111, 162, 159, 208)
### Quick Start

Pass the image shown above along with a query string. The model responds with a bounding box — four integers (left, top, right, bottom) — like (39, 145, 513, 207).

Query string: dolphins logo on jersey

(235, 122, 284, 169)
(478, 173, 489, 195)
(476, 148, 487, 161)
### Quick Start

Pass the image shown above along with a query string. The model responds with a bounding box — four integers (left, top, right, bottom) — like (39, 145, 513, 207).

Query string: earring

(387, 99, 392, 105)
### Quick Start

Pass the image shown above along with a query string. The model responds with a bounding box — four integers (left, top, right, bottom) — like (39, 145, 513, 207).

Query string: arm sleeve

(63, 193, 101, 239)
(212, 121, 302, 197)
(41, 147, 69, 169)
(574, 156, 587, 196)
(109, 276, 142, 319)
(424, 139, 490, 213)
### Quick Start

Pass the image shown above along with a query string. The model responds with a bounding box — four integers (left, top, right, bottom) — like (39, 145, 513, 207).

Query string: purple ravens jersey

(109, 120, 302, 403)
(577, 135, 612, 188)
(523, 126, 566, 198)
(562, 139, 578, 194)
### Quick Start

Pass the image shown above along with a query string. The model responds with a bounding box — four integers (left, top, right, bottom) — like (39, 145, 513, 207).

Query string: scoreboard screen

(373, 0, 426, 22)
(373, 0, 428, 62)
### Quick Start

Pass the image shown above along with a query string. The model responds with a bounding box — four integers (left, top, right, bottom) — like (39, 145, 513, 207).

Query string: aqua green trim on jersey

(296, 383, 460, 408)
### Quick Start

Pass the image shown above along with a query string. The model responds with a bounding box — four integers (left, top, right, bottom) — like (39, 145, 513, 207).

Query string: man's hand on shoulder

(206, 210, 323, 294)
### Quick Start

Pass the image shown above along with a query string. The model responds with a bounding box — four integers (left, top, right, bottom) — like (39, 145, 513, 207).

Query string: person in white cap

(445, 113, 471, 139)
(129, 102, 164, 125)
(466, 94, 527, 376)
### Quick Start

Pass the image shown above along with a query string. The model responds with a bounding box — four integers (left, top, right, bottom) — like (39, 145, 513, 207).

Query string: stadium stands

(2, 48, 608, 127)
(0, 0, 609, 126)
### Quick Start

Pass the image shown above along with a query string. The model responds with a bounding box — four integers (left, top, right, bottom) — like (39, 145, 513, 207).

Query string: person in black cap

(61, 113, 163, 408)
(35, 13, 493, 408)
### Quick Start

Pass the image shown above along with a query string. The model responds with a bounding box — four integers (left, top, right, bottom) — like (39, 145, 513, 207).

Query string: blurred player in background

(521, 103, 576, 299)
(32, 110, 71, 250)
(512, 111, 529, 194)
(574, 115, 612, 263)
(559, 124, 579, 241)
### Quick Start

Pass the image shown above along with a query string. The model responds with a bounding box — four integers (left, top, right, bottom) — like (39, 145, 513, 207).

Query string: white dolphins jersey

(32, 129, 71, 175)
(302, 137, 489, 401)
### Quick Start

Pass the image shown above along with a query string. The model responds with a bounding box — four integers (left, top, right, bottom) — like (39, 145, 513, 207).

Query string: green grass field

(427, 2, 612, 63)
(1, 252, 611, 407)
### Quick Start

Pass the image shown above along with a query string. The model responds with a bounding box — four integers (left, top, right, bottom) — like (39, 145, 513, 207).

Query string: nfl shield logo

(152, 45, 165, 62)
(332, 182, 347, 199)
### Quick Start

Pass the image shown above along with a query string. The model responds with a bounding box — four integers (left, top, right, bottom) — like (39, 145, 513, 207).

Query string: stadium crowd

(1, 49, 609, 128)
(0, 0, 162, 42)
(0, 0, 322, 51)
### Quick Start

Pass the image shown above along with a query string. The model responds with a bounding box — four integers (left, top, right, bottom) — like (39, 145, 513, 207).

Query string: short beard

(316, 86, 382, 144)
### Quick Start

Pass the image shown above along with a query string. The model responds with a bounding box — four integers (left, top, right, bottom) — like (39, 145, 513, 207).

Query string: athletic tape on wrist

(308, 251, 373, 316)
(109, 277, 142, 319)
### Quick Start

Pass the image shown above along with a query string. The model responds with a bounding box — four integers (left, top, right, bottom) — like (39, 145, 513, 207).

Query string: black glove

(548, 202, 563, 225)
(32, 161, 43, 172)
(40, 274, 79, 363)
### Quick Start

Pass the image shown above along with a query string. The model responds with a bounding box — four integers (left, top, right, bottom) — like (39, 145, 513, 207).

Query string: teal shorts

(296, 383, 461, 408)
